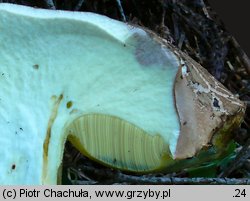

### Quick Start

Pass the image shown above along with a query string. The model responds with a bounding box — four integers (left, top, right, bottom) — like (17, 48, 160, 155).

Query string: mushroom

(0, 3, 246, 184)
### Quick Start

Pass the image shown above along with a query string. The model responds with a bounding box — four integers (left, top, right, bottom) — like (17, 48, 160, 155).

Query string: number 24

(234, 189, 246, 197)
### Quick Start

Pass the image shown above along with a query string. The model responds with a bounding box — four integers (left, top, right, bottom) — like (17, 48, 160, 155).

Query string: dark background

(207, 0, 250, 57)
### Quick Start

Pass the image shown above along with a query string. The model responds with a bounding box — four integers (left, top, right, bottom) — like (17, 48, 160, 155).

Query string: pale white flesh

(0, 4, 180, 184)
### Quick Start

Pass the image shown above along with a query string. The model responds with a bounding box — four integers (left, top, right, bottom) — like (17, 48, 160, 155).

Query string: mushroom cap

(0, 3, 246, 184)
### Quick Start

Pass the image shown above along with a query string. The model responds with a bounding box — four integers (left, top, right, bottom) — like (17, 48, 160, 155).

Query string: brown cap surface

(174, 52, 246, 159)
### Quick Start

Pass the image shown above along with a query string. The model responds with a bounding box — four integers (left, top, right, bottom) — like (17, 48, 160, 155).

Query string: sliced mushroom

(0, 4, 246, 184)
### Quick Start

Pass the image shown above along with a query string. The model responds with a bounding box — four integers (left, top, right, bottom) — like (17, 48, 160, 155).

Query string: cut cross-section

(0, 3, 245, 184)
(0, 4, 180, 184)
